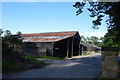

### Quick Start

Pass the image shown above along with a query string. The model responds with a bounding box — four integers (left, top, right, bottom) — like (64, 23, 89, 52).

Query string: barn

(80, 43, 101, 53)
(80, 43, 87, 55)
(20, 31, 81, 58)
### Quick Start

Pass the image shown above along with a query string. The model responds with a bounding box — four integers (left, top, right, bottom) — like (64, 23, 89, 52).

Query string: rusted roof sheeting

(20, 31, 78, 42)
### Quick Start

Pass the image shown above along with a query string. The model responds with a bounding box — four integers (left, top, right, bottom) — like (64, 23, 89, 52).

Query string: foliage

(16, 31, 22, 35)
(101, 27, 120, 47)
(2, 61, 15, 72)
(2, 29, 48, 73)
(4, 30, 12, 37)
(0, 29, 3, 37)
(73, 2, 120, 47)
(80, 35, 102, 46)
(2, 30, 23, 63)
(80, 35, 87, 43)
(87, 36, 99, 45)
(73, 2, 120, 29)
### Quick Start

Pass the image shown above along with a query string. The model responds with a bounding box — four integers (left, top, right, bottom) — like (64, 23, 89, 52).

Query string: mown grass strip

(23, 55, 64, 60)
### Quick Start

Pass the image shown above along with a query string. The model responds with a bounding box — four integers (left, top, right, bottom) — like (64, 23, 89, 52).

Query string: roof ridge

(22, 31, 78, 35)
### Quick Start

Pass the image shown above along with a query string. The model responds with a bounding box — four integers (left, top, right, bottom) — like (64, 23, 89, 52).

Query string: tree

(0, 29, 3, 37)
(86, 37, 93, 44)
(80, 35, 101, 46)
(4, 30, 12, 37)
(16, 31, 22, 35)
(101, 27, 120, 47)
(73, 2, 120, 29)
(80, 35, 87, 43)
(87, 36, 99, 45)
(100, 37, 105, 42)
(73, 2, 120, 47)
(2, 30, 23, 62)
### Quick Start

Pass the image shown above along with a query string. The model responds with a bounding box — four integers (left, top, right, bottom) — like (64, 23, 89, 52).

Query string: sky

(1, 2, 108, 38)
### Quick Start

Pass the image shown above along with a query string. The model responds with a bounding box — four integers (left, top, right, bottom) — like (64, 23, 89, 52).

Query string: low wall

(101, 47, 120, 78)
(118, 56, 120, 78)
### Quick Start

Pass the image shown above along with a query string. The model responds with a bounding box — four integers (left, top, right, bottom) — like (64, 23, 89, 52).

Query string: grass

(23, 55, 64, 60)
(31, 59, 47, 65)
(3, 55, 63, 73)
(35, 56, 64, 60)
(83, 52, 91, 55)
(2, 59, 48, 73)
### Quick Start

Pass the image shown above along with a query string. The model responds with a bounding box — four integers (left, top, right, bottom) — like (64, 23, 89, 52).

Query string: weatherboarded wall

(23, 42, 54, 56)
(23, 37, 80, 58)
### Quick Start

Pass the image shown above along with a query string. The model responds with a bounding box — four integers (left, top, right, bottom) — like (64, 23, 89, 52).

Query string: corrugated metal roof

(20, 31, 78, 42)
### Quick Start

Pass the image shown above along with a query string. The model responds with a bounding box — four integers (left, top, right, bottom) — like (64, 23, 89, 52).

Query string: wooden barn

(20, 31, 81, 58)
(80, 43, 101, 53)
(80, 43, 87, 55)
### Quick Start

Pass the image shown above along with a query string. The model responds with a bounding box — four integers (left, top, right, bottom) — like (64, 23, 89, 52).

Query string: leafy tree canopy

(80, 35, 102, 46)
(16, 31, 22, 35)
(73, 2, 120, 30)
(73, 2, 120, 47)
(102, 27, 120, 47)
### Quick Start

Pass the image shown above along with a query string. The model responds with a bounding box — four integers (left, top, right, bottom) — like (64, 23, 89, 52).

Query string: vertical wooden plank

(66, 39, 69, 58)
(71, 38, 74, 57)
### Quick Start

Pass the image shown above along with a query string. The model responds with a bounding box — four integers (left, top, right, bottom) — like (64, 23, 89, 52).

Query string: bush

(2, 61, 15, 73)
(2, 30, 23, 63)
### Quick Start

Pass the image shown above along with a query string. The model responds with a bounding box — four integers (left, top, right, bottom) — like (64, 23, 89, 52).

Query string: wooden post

(71, 38, 74, 57)
(51, 43, 54, 56)
(66, 39, 69, 58)
(81, 46, 84, 55)
(78, 42, 80, 56)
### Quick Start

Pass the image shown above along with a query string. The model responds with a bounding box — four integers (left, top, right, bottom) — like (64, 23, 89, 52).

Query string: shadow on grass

(2, 59, 49, 74)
